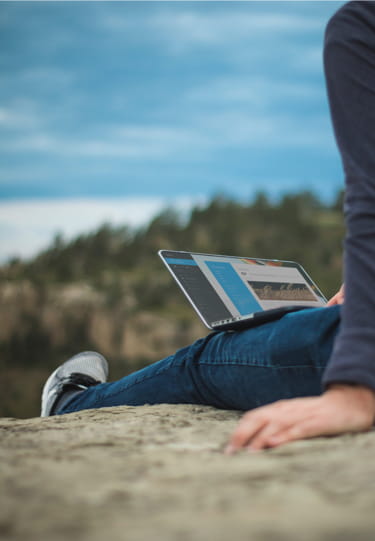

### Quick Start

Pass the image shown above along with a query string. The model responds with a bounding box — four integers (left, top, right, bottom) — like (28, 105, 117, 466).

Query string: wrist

(327, 383, 375, 422)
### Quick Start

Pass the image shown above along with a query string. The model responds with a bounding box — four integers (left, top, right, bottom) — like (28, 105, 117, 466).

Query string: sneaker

(41, 351, 108, 417)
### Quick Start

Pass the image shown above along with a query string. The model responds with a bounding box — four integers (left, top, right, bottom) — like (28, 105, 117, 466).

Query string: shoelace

(58, 372, 101, 392)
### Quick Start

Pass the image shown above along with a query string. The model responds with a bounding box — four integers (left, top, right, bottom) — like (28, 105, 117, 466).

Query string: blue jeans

(57, 306, 341, 414)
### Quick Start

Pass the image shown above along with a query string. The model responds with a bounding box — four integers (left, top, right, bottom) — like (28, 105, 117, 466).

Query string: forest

(0, 190, 345, 418)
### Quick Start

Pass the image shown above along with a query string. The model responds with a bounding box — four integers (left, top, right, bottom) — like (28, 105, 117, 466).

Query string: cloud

(0, 120, 333, 171)
(0, 164, 54, 185)
(0, 115, 335, 196)
(2, 67, 74, 90)
(186, 76, 323, 107)
(0, 196, 205, 263)
(103, 10, 324, 51)
(97, 3, 339, 73)
(179, 107, 337, 153)
(0, 103, 41, 130)
(0, 1, 342, 200)
(1, 124, 208, 159)
(164, 12, 323, 43)
(290, 46, 325, 72)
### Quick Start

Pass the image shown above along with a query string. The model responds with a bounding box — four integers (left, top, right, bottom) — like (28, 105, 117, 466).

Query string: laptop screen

(160, 250, 326, 326)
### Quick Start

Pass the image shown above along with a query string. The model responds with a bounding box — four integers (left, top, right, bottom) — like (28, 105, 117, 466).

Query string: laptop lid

(159, 250, 327, 330)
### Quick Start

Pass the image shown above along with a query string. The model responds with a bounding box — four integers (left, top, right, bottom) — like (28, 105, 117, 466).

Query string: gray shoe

(41, 351, 108, 417)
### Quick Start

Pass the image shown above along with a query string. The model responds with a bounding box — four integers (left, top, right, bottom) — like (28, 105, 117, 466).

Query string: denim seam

(197, 360, 327, 368)
(102, 360, 326, 402)
(93, 366, 180, 402)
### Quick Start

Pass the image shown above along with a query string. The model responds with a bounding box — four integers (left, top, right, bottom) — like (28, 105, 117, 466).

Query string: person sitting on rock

(40, 1, 375, 452)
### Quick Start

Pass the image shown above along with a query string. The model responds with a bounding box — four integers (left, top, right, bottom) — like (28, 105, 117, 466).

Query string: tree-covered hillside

(3, 190, 344, 291)
(0, 191, 345, 418)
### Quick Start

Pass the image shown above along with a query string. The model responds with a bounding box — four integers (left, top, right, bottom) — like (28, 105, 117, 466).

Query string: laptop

(159, 250, 327, 331)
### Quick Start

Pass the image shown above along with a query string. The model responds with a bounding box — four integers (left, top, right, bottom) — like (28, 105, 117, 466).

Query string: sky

(0, 0, 346, 263)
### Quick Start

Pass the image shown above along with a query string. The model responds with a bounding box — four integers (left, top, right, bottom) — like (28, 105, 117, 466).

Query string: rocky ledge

(1, 404, 375, 541)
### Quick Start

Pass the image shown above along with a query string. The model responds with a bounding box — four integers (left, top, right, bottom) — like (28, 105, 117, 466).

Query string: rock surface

(1, 404, 375, 541)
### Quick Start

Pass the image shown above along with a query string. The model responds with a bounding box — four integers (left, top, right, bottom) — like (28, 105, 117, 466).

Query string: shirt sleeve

(322, 1, 375, 392)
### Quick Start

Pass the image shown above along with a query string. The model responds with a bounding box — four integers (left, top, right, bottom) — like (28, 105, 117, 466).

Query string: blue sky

(0, 0, 346, 261)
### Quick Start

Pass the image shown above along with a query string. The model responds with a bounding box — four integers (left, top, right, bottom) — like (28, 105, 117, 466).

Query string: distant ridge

(0, 190, 344, 418)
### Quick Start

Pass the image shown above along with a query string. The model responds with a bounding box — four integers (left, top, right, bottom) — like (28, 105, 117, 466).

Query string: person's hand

(327, 284, 344, 306)
(225, 384, 375, 453)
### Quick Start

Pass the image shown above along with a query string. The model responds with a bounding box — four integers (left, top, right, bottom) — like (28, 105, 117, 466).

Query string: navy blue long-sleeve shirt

(322, 1, 375, 391)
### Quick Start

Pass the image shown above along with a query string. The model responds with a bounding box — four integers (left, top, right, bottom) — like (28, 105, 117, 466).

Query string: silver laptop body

(159, 250, 327, 331)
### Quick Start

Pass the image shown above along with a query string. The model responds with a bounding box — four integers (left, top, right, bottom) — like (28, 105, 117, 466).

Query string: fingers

(264, 418, 322, 448)
(327, 284, 344, 306)
(225, 398, 325, 454)
(225, 401, 292, 453)
(225, 386, 374, 456)
(226, 414, 315, 453)
(327, 292, 341, 306)
(326, 295, 339, 306)
(246, 421, 291, 451)
(225, 410, 268, 454)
